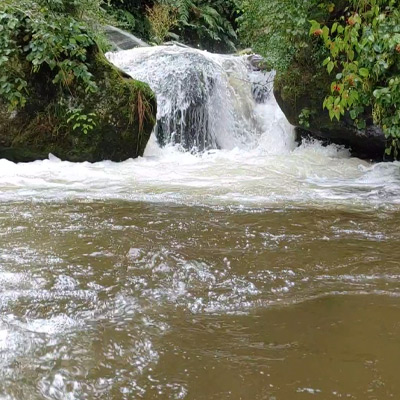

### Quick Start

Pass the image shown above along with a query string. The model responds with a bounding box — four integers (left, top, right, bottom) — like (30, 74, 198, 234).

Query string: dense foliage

(0, 0, 240, 114)
(311, 0, 400, 156)
(146, 3, 178, 44)
(240, 0, 400, 157)
(106, 0, 152, 40)
(108, 0, 240, 51)
(161, 0, 239, 51)
(0, 0, 103, 110)
(239, 0, 331, 71)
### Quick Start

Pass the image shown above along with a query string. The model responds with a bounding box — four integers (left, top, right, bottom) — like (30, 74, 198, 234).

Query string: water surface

(1, 138, 400, 399)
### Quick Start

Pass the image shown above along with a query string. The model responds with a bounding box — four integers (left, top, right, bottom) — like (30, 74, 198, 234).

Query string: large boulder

(272, 0, 387, 161)
(274, 61, 386, 160)
(0, 49, 156, 163)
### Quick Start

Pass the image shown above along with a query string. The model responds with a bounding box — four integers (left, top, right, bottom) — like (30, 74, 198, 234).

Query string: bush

(239, 0, 331, 71)
(160, 0, 240, 51)
(311, 0, 400, 156)
(107, 0, 240, 52)
(147, 3, 178, 44)
(0, 0, 104, 110)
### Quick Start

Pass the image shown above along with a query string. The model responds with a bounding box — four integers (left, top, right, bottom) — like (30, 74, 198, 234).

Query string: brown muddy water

(2, 138, 400, 399)
(1, 197, 400, 399)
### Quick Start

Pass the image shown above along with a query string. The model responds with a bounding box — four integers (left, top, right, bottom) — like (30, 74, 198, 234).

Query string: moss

(0, 48, 156, 163)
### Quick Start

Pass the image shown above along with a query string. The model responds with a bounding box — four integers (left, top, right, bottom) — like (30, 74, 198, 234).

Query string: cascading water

(106, 45, 294, 152)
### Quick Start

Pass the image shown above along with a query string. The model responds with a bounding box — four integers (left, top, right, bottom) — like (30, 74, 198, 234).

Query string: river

(1, 137, 400, 399)
(1, 46, 400, 399)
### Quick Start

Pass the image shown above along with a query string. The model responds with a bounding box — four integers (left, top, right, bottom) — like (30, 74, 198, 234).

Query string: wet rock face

(0, 49, 156, 163)
(247, 54, 269, 72)
(273, 62, 387, 161)
(104, 26, 149, 50)
(293, 125, 387, 161)
(153, 52, 217, 150)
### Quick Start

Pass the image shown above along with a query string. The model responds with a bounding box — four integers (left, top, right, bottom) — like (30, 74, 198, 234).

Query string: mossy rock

(0, 49, 156, 163)
(273, 1, 387, 161)
(274, 60, 386, 160)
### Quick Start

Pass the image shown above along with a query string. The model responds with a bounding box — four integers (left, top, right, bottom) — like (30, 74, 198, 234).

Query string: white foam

(0, 329, 9, 350)
(0, 141, 398, 209)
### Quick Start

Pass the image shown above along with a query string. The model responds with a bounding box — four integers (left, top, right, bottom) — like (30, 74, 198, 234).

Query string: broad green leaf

(327, 61, 334, 74)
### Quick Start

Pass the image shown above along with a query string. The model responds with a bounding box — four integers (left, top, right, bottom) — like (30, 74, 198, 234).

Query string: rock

(273, 56, 387, 160)
(104, 26, 149, 50)
(271, 0, 388, 161)
(0, 48, 156, 163)
(248, 54, 270, 72)
(141, 49, 217, 150)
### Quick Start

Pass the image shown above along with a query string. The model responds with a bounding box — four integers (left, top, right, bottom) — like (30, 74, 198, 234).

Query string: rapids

(1, 137, 400, 209)
(1, 45, 400, 399)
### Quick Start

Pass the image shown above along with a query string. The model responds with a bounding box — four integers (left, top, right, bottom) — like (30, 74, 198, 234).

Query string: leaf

(322, 26, 329, 41)
(359, 68, 369, 78)
(323, 57, 331, 66)
(309, 20, 321, 34)
(327, 61, 334, 74)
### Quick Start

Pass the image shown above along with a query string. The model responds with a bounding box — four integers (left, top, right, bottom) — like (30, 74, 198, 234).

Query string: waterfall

(104, 26, 149, 50)
(106, 45, 294, 153)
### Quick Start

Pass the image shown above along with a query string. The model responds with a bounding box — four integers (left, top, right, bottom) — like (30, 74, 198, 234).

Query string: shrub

(238, 0, 331, 71)
(311, 0, 400, 156)
(147, 3, 178, 44)
(0, 0, 104, 110)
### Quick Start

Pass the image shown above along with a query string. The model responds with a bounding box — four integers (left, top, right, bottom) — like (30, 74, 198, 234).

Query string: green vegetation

(239, 0, 333, 71)
(160, 0, 239, 51)
(105, 0, 151, 40)
(146, 3, 178, 44)
(107, 0, 240, 52)
(0, 0, 102, 110)
(311, 0, 400, 157)
(0, 0, 156, 162)
(239, 0, 400, 157)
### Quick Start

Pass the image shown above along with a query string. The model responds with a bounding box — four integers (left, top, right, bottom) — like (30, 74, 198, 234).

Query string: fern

(158, 0, 238, 51)
(108, 0, 239, 52)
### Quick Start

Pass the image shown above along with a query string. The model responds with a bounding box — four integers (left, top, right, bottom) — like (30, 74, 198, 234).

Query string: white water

(106, 46, 283, 150)
(1, 46, 400, 210)
(1, 135, 400, 209)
